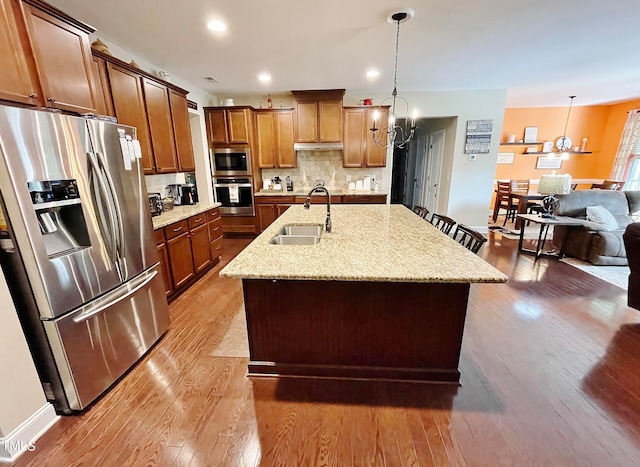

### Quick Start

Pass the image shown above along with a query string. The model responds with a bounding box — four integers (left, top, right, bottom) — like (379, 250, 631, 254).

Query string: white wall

(94, 38, 217, 203)
(344, 90, 508, 229)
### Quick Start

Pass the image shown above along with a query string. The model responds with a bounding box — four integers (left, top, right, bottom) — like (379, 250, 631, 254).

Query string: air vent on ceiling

(202, 76, 220, 83)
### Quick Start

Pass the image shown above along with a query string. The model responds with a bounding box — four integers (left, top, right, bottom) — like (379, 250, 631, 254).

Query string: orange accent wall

(495, 106, 610, 181)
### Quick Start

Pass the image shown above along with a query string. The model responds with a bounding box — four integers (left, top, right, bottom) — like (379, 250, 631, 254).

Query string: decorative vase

(90, 38, 111, 55)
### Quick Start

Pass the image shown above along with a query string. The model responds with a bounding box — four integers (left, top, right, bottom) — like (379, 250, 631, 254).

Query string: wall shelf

(499, 142, 543, 146)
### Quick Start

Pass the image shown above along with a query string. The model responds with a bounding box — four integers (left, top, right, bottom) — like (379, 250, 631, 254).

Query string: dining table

(509, 192, 546, 230)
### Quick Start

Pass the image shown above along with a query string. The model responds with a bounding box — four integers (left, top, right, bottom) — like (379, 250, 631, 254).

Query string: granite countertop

(152, 202, 222, 230)
(220, 205, 507, 283)
(254, 189, 388, 197)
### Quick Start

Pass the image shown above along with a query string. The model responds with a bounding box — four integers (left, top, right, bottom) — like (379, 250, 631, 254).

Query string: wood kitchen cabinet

(190, 223, 212, 274)
(255, 109, 296, 169)
(342, 194, 387, 204)
(90, 55, 114, 116)
(143, 77, 178, 173)
(0, 0, 40, 105)
(292, 90, 344, 143)
(107, 62, 155, 174)
(157, 208, 223, 300)
(343, 106, 389, 168)
(166, 230, 196, 290)
(22, 0, 97, 113)
(255, 196, 295, 232)
(205, 107, 251, 145)
(155, 229, 173, 297)
(169, 89, 195, 172)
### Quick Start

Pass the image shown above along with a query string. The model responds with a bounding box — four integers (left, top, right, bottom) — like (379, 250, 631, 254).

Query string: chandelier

(547, 95, 576, 160)
(370, 10, 417, 149)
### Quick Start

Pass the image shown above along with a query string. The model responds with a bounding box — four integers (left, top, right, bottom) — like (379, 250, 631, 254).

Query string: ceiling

(50, 0, 640, 107)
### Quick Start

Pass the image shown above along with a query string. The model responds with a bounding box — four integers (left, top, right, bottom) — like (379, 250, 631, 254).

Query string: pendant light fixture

(547, 95, 576, 160)
(370, 10, 417, 149)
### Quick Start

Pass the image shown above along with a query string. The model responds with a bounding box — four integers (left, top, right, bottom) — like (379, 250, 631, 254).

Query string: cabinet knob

(47, 97, 56, 102)
(29, 93, 38, 98)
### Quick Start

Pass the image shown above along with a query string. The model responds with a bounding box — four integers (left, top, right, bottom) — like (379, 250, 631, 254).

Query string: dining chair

(494, 181, 518, 226)
(413, 205, 430, 220)
(429, 213, 456, 235)
(453, 224, 487, 254)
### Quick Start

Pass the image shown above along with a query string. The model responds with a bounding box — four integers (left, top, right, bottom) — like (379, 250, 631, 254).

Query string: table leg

(518, 222, 525, 252)
(514, 197, 528, 231)
(535, 224, 547, 259)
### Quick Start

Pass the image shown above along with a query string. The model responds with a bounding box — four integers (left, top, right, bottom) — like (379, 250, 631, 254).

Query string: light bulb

(373, 110, 380, 121)
(207, 20, 227, 32)
(389, 115, 395, 126)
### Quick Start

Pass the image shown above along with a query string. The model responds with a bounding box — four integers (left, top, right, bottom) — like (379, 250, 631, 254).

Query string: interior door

(85, 119, 159, 282)
(412, 133, 428, 208)
(425, 130, 445, 213)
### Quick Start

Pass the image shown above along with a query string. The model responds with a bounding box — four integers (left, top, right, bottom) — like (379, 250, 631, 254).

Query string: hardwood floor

(12, 233, 640, 466)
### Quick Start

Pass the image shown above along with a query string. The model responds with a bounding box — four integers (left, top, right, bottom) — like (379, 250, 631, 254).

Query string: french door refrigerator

(0, 105, 170, 413)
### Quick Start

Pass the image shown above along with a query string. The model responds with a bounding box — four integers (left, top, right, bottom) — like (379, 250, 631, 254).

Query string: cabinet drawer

(188, 213, 207, 230)
(210, 236, 223, 259)
(206, 208, 221, 222)
(255, 196, 295, 204)
(164, 220, 189, 240)
(208, 218, 223, 241)
(154, 228, 165, 245)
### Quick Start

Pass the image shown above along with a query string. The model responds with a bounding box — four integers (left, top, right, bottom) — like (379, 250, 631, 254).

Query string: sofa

(552, 190, 640, 265)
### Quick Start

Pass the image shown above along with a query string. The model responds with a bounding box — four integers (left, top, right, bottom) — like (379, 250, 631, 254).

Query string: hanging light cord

(562, 96, 576, 139)
(392, 18, 400, 95)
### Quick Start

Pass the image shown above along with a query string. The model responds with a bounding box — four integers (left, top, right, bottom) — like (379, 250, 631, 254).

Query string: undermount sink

(280, 224, 323, 236)
(270, 235, 322, 245)
(269, 224, 323, 245)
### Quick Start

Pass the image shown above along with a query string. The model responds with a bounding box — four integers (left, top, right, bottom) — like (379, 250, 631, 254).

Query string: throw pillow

(586, 205, 619, 231)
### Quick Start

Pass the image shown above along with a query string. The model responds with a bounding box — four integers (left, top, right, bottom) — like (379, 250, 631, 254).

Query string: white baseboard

(0, 404, 59, 463)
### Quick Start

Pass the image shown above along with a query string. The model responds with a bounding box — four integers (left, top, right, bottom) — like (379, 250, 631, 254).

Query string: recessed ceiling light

(207, 20, 227, 32)
(366, 69, 380, 79)
(258, 73, 272, 83)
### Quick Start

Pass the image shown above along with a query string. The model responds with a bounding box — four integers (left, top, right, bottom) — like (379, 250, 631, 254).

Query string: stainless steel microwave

(211, 147, 251, 176)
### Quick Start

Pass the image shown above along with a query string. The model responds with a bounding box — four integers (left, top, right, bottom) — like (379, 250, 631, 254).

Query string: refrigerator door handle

(87, 152, 119, 266)
(95, 152, 127, 279)
(72, 270, 158, 324)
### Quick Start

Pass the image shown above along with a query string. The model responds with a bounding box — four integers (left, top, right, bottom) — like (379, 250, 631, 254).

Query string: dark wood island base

(242, 279, 471, 384)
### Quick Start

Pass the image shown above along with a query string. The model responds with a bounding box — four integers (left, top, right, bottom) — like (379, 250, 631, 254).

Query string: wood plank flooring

(12, 233, 640, 466)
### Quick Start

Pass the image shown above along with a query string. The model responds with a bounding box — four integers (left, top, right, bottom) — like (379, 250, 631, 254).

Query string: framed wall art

(497, 152, 515, 164)
(535, 156, 562, 170)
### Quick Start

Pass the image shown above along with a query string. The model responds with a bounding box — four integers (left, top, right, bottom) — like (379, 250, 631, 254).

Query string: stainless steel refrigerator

(0, 105, 170, 413)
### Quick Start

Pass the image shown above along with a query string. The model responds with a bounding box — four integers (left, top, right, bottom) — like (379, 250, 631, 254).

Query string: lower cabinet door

(210, 236, 223, 263)
(257, 203, 277, 231)
(191, 223, 212, 274)
(167, 232, 195, 289)
(157, 242, 173, 297)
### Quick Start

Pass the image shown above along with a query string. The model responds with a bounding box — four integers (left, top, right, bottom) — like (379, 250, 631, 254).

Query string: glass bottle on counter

(267, 94, 273, 109)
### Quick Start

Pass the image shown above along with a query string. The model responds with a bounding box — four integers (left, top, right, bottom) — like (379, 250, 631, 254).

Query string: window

(624, 138, 640, 190)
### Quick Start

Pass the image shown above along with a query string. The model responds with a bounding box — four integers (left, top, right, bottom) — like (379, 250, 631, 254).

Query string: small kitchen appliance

(148, 193, 163, 216)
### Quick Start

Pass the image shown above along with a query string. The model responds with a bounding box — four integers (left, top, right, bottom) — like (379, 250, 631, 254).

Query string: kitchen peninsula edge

(221, 205, 506, 383)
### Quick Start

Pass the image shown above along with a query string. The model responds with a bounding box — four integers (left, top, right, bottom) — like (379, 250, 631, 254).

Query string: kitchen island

(221, 204, 506, 383)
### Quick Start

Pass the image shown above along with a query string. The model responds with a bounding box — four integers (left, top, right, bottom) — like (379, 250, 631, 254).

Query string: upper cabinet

(0, 0, 96, 112)
(97, 51, 193, 175)
(292, 90, 344, 143)
(205, 107, 251, 146)
(0, 0, 39, 105)
(90, 55, 114, 117)
(22, 0, 96, 113)
(169, 90, 195, 172)
(107, 62, 155, 174)
(255, 109, 295, 169)
(142, 77, 178, 173)
(343, 106, 389, 168)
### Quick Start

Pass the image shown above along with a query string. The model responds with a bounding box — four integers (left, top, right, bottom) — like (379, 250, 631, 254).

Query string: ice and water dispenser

(28, 179, 91, 257)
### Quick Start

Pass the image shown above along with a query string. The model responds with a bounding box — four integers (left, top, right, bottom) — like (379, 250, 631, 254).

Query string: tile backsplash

(261, 151, 384, 191)
(145, 173, 186, 196)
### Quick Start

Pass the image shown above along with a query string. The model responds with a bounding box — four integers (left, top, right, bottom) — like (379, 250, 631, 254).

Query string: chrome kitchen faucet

(303, 186, 331, 233)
